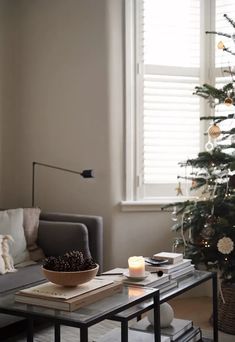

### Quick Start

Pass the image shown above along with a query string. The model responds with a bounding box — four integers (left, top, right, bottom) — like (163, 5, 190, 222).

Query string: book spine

(145, 261, 192, 274)
(153, 253, 183, 264)
(169, 266, 195, 280)
(15, 296, 68, 311)
(171, 322, 193, 341)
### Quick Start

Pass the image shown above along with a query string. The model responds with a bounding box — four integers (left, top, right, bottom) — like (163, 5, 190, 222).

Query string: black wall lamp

(32, 161, 94, 207)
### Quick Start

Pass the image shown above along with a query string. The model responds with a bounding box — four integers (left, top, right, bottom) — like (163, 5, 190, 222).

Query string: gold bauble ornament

(217, 40, 225, 50)
(208, 124, 221, 139)
(217, 41, 225, 49)
(224, 97, 233, 106)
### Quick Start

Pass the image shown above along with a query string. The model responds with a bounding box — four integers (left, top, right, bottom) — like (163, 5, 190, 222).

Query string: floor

(169, 296, 234, 341)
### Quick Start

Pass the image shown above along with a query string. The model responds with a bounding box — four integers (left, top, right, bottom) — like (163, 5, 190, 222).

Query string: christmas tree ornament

(175, 182, 183, 196)
(171, 206, 178, 222)
(201, 222, 215, 238)
(205, 140, 214, 151)
(224, 97, 233, 106)
(217, 41, 225, 49)
(217, 237, 234, 254)
(191, 179, 197, 188)
(208, 124, 221, 139)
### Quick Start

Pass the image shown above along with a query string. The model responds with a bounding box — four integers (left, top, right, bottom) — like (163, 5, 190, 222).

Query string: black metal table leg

(212, 272, 218, 342)
(121, 321, 129, 342)
(54, 322, 61, 342)
(80, 326, 88, 342)
(153, 290, 161, 342)
(27, 318, 34, 342)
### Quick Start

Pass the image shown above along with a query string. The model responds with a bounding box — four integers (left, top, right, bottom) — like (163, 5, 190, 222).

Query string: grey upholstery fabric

(40, 212, 103, 272)
(0, 264, 44, 294)
(37, 221, 91, 258)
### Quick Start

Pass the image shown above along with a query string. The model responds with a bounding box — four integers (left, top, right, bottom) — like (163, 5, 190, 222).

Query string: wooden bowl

(42, 264, 99, 287)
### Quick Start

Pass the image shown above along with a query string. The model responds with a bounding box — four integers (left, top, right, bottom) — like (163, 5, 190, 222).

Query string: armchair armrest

(37, 221, 90, 259)
(39, 212, 103, 272)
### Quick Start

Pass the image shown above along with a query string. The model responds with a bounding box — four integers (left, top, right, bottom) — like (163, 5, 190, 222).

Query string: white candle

(128, 256, 145, 277)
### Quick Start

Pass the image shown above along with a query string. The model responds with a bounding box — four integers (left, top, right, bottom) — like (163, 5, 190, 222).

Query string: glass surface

(0, 285, 158, 325)
(114, 270, 213, 319)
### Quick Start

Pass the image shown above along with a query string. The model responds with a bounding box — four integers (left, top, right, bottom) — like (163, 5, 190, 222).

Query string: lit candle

(128, 256, 145, 277)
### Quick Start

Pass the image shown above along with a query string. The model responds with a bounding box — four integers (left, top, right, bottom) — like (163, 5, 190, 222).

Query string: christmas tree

(165, 14, 235, 284)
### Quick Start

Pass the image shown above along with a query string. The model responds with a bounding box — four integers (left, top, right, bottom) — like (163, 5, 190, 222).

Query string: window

(124, 0, 235, 208)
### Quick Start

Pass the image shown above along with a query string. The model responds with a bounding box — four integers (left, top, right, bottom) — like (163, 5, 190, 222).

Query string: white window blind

(138, 0, 201, 198)
(124, 0, 235, 205)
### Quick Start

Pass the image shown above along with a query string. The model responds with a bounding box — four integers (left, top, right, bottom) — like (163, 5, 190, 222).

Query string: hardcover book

(131, 317, 197, 342)
(174, 326, 201, 342)
(153, 252, 183, 264)
(15, 279, 123, 311)
(145, 259, 192, 274)
(93, 327, 171, 342)
(99, 268, 170, 287)
(169, 265, 195, 280)
(123, 272, 170, 287)
(157, 280, 178, 294)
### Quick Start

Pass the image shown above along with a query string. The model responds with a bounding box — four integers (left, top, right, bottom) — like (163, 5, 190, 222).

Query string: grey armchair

(0, 211, 103, 339)
(39, 212, 104, 272)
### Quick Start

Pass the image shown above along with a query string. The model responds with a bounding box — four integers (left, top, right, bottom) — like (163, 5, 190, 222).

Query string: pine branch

(223, 46, 235, 56)
(194, 84, 227, 103)
(220, 127, 235, 135)
(223, 68, 235, 76)
(200, 114, 235, 123)
(205, 30, 231, 38)
(224, 13, 235, 29)
(223, 82, 234, 92)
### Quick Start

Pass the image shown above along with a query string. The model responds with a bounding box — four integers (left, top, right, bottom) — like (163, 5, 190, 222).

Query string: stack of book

(100, 268, 171, 289)
(15, 278, 123, 311)
(99, 268, 178, 295)
(130, 317, 202, 342)
(145, 252, 195, 281)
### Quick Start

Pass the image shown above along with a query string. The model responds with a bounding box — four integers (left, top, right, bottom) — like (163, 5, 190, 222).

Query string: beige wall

(1, 0, 174, 270)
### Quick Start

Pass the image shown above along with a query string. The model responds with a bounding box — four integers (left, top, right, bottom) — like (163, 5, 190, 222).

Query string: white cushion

(0, 209, 30, 265)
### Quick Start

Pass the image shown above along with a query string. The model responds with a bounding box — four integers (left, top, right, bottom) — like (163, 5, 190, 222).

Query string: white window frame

(122, 0, 216, 211)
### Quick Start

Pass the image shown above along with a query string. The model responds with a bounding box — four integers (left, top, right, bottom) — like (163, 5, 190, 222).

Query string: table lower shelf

(93, 327, 212, 342)
(93, 328, 166, 342)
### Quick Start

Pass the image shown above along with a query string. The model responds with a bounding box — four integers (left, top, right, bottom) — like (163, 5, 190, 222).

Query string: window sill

(120, 197, 194, 212)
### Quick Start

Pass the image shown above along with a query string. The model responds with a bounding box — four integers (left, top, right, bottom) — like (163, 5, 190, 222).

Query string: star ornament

(217, 237, 234, 254)
(175, 182, 183, 196)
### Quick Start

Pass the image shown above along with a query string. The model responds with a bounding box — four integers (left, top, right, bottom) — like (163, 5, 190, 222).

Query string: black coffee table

(0, 284, 160, 342)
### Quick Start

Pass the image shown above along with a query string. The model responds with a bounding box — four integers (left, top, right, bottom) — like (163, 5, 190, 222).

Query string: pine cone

(43, 250, 97, 272)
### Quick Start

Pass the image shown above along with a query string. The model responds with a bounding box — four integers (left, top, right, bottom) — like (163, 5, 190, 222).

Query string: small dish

(145, 257, 169, 266)
(123, 271, 150, 281)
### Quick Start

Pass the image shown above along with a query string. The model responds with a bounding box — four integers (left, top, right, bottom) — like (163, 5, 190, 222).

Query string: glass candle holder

(128, 256, 145, 277)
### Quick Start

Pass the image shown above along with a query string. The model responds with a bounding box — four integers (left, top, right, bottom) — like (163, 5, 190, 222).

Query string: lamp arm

(31, 161, 94, 207)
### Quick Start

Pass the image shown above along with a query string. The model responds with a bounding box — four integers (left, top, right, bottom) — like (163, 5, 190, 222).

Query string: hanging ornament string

(225, 170, 229, 197)
(211, 179, 218, 199)
(218, 272, 226, 304)
(205, 136, 214, 152)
